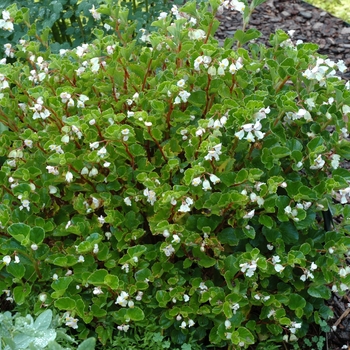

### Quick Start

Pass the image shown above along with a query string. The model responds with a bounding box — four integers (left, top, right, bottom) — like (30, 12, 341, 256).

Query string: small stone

(341, 27, 350, 35)
(281, 11, 291, 17)
(327, 37, 336, 45)
(318, 39, 326, 49)
(312, 22, 323, 31)
(300, 11, 313, 19)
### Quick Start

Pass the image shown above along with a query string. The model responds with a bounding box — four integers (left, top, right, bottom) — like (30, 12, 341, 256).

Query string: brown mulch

(216, 1, 350, 349)
(216, 0, 350, 81)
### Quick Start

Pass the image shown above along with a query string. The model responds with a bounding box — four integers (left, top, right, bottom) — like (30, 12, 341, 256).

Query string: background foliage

(306, 0, 350, 22)
(0, 0, 185, 57)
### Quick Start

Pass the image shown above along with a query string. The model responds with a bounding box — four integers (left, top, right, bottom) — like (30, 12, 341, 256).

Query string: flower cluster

(0, 10, 13, 32)
(303, 57, 347, 86)
(240, 259, 258, 277)
(191, 173, 220, 191)
(218, 0, 245, 14)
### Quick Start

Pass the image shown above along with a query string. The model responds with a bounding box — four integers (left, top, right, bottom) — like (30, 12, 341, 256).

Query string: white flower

(24, 139, 33, 148)
(31, 244, 38, 251)
(274, 264, 284, 273)
(192, 177, 202, 186)
(177, 79, 186, 88)
(224, 320, 232, 329)
(158, 11, 167, 20)
(202, 179, 212, 191)
(121, 263, 129, 273)
(188, 29, 206, 40)
(179, 90, 191, 102)
(209, 174, 220, 184)
(163, 244, 175, 257)
(93, 287, 104, 295)
(305, 98, 315, 110)
(135, 291, 143, 301)
(89, 5, 101, 20)
(144, 188, 156, 205)
(240, 259, 258, 277)
(172, 234, 181, 244)
(337, 60, 347, 73)
(310, 155, 325, 170)
(89, 167, 98, 177)
(93, 244, 99, 254)
(272, 256, 281, 264)
(116, 291, 129, 307)
(65, 171, 73, 183)
(52, 273, 58, 280)
(78, 255, 84, 263)
(2, 255, 11, 265)
(117, 324, 130, 332)
(180, 321, 187, 329)
(97, 147, 107, 157)
(124, 197, 132, 206)
(289, 321, 302, 334)
(178, 197, 193, 213)
(90, 141, 99, 150)
(331, 154, 340, 169)
(65, 315, 79, 329)
(97, 215, 105, 225)
(207, 66, 216, 76)
(188, 319, 195, 327)
(243, 209, 255, 219)
(204, 143, 222, 161)
(81, 167, 89, 175)
(310, 262, 317, 271)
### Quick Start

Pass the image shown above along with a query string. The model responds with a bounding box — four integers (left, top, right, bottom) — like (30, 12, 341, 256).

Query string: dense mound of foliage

(0, 0, 350, 349)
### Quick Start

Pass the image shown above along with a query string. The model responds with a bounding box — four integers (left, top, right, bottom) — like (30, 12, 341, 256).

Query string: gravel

(216, 0, 350, 80)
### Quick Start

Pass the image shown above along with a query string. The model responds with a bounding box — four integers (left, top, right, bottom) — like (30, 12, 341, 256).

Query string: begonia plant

(0, 0, 350, 348)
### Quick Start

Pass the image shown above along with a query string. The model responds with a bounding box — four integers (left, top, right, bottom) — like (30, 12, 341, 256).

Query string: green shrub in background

(306, 0, 350, 23)
(0, 0, 350, 348)
(0, 0, 185, 58)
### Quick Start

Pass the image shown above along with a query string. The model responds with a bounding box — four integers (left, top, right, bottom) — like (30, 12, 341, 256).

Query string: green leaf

(258, 215, 274, 229)
(54, 297, 76, 310)
(7, 223, 30, 244)
(335, 140, 350, 158)
(235, 169, 248, 183)
(234, 29, 261, 45)
(307, 284, 331, 299)
(288, 294, 306, 310)
(218, 227, 239, 246)
(51, 277, 72, 292)
(77, 338, 96, 350)
(88, 269, 109, 285)
(270, 146, 290, 158)
(6, 262, 25, 279)
(126, 307, 145, 321)
(188, 91, 206, 106)
(30, 226, 45, 244)
(104, 274, 119, 289)
(13, 285, 31, 305)
(279, 222, 299, 244)
(237, 327, 255, 345)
